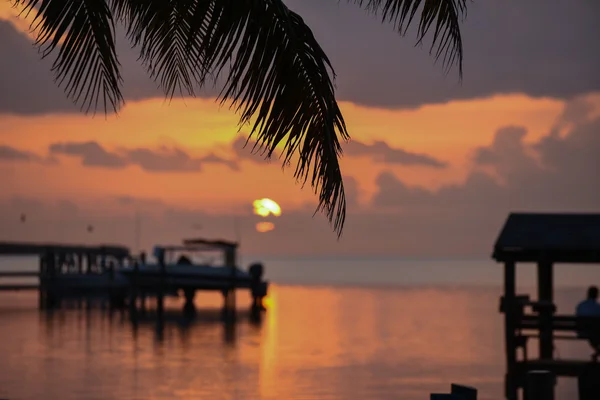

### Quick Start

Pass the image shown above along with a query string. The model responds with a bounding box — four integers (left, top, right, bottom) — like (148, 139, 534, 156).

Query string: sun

(253, 198, 282, 217)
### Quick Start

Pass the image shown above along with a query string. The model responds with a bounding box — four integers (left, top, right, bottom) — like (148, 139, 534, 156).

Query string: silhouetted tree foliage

(12, 0, 467, 236)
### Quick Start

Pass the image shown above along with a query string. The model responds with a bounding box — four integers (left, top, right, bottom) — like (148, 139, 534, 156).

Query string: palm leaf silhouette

(12, 0, 467, 236)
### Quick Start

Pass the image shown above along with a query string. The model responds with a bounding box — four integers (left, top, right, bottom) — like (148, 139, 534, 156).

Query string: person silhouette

(575, 286, 600, 361)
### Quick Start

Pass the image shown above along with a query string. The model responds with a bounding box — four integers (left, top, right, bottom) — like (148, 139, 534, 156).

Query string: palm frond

(12, 0, 123, 113)
(114, 0, 349, 235)
(110, 0, 208, 99)
(11, 0, 467, 237)
(350, 0, 467, 75)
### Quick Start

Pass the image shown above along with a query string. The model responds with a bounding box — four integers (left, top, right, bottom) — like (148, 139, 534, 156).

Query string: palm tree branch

(12, 0, 123, 113)
(114, 0, 348, 235)
(111, 0, 210, 99)
(10, 0, 468, 237)
(219, 1, 348, 235)
(350, 0, 467, 76)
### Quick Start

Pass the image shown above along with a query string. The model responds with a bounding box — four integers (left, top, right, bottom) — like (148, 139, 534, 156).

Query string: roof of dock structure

(181, 238, 238, 250)
(492, 213, 600, 263)
(0, 241, 131, 257)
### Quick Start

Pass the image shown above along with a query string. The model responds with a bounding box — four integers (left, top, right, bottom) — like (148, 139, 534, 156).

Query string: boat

(119, 238, 266, 293)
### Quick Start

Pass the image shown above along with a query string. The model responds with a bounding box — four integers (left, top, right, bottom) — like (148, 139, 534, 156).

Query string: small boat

(119, 238, 265, 293)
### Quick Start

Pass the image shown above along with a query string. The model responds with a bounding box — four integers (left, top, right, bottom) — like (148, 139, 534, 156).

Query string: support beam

(526, 370, 554, 400)
(537, 261, 554, 360)
(504, 261, 518, 400)
(225, 246, 237, 321)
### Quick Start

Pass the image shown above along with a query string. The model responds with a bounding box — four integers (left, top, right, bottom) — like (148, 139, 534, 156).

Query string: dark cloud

(0, 144, 55, 164)
(48, 141, 239, 173)
(290, 0, 600, 108)
(123, 146, 203, 172)
(368, 100, 600, 254)
(0, 20, 76, 115)
(376, 118, 600, 214)
(49, 141, 127, 168)
(345, 139, 447, 168)
(2, 1, 599, 115)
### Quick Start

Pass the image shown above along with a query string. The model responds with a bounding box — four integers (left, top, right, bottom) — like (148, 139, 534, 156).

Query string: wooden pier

(0, 238, 269, 320)
(493, 213, 600, 400)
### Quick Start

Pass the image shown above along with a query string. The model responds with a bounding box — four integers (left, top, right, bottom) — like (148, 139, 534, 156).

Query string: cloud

(2, 1, 599, 114)
(0, 144, 55, 164)
(0, 20, 76, 115)
(122, 146, 203, 172)
(291, 0, 600, 109)
(48, 141, 239, 173)
(49, 141, 127, 168)
(367, 99, 600, 254)
(376, 118, 599, 214)
(345, 139, 447, 168)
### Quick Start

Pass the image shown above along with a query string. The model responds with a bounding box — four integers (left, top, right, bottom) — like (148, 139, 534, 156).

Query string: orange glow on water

(256, 222, 275, 233)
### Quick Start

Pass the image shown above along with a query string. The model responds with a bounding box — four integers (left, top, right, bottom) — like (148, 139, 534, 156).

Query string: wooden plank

(0, 284, 39, 291)
(0, 271, 39, 277)
(517, 359, 600, 377)
(517, 314, 600, 332)
(0, 241, 129, 257)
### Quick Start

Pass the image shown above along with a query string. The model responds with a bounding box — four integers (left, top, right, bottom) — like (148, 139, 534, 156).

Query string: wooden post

(156, 248, 165, 320)
(77, 253, 83, 274)
(46, 251, 57, 309)
(183, 289, 196, 315)
(526, 370, 554, 400)
(224, 245, 237, 320)
(38, 255, 47, 309)
(86, 253, 93, 274)
(249, 263, 265, 321)
(578, 367, 600, 400)
(537, 261, 553, 360)
(129, 260, 139, 315)
(503, 260, 518, 400)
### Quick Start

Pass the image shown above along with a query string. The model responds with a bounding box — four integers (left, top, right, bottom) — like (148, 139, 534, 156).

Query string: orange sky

(0, 94, 566, 211)
(1, 2, 599, 256)
(0, 1, 572, 211)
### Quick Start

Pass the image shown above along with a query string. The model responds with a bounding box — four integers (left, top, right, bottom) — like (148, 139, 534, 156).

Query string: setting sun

(253, 198, 282, 217)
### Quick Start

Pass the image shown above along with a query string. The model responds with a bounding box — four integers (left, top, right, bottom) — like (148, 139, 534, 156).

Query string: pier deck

(0, 239, 269, 319)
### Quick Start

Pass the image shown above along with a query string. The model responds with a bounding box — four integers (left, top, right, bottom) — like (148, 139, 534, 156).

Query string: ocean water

(0, 256, 598, 400)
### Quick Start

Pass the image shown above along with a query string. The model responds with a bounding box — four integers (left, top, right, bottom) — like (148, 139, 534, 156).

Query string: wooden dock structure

(0, 242, 131, 308)
(493, 213, 600, 400)
(0, 238, 269, 320)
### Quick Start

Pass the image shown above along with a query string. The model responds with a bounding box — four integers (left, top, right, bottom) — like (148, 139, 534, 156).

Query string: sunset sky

(0, 1, 599, 257)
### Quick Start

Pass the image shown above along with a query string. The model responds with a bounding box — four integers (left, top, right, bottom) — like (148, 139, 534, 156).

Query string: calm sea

(1, 256, 598, 400)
